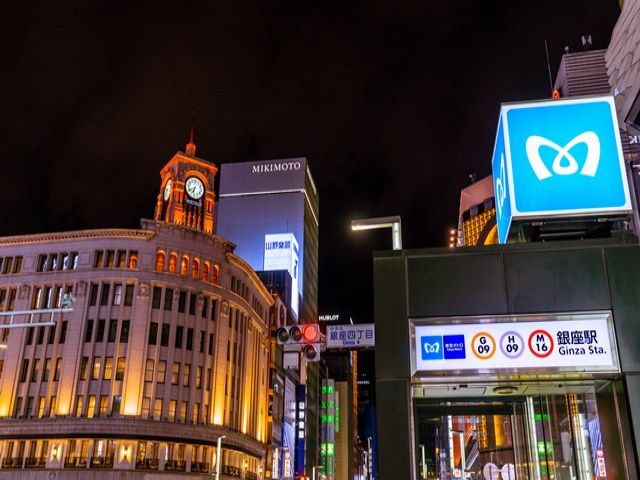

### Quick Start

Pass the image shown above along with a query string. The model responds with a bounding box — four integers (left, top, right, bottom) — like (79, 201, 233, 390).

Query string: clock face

(185, 177, 205, 200)
(163, 179, 172, 201)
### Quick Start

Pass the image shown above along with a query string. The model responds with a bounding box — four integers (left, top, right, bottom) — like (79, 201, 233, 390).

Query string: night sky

(0, 1, 622, 323)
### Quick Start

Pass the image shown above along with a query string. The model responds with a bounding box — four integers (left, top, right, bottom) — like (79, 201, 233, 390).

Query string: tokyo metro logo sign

(525, 131, 600, 179)
(491, 96, 631, 244)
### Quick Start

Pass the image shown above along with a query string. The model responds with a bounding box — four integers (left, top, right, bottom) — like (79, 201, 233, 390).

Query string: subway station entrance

(412, 381, 622, 480)
(409, 312, 632, 480)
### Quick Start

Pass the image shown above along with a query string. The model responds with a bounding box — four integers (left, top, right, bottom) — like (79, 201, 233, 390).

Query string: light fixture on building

(351, 216, 402, 250)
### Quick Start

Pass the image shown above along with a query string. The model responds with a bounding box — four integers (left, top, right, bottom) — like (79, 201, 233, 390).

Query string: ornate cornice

(0, 229, 156, 246)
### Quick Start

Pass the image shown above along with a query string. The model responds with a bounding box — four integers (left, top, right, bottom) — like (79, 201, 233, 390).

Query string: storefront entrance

(413, 382, 618, 480)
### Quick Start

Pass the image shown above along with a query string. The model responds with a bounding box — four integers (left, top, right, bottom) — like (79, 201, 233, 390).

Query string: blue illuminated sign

(492, 96, 631, 243)
(420, 336, 443, 361)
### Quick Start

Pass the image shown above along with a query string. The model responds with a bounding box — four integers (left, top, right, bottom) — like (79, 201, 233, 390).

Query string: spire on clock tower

(186, 112, 196, 157)
(154, 119, 217, 233)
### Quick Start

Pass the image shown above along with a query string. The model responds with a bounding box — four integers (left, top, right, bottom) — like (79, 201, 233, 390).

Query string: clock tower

(155, 126, 217, 233)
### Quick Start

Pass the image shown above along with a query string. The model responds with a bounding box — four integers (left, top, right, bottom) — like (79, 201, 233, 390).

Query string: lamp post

(350, 216, 402, 250)
(214, 435, 226, 480)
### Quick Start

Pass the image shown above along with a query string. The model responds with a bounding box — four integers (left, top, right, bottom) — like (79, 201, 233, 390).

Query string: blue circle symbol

(500, 331, 525, 358)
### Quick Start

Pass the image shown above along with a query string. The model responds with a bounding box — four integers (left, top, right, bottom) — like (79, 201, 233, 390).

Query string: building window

(104, 357, 113, 380)
(192, 259, 199, 279)
(175, 326, 183, 349)
(186, 328, 193, 351)
(208, 334, 214, 355)
(141, 397, 151, 418)
(93, 250, 104, 268)
(119, 320, 130, 343)
(84, 320, 94, 343)
(168, 253, 177, 273)
(92, 357, 101, 380)
(164, 288, 173, 310)
(49, 396, 57, 417)
(96, 319, 105, 342)
(54, 358, 61, 381)
(30, 359, 40, 382)
(199, 330, 205, 353)
(189, 293, 196, 315)
(193, 402, 200, 424)
(108, 320, 118, 342)
(153, 399, 162, 420)
(155, 251, 165, 272)
(157, 360, 166, 383)
(89, 283, 98, 306)
(201, 297, 209, 318)
(116, 250, 126, 268)
(178, 291, 186, 312)
(180, 256, 189, 276)
(211, 299, 217, 321)
(87, 395, 96, 418)
(115, 357, 125, 380)
(168, 400, 177, 422)
(42, 359, 51, 381)
(179, 401, 187, 423)
(112, 284, 122, 305)
(105, 250, 115, 268)
(58, 321, 67, 343)
(124, 284, 134, 306)
(99, 396, 108, 416)
(128, 251, 138, 269)
(80, 357, 88, 380)
(75, 395, 84, 417)
(206, 368, 211, 391)
(183, 364, 190, 387)
(203, 262, 210, 282)
(148, 322, 158, 345)
(196, 366, 202, 389)
(19, 359, 29, 383)
(171, 362, 179, 385)
(161, 323, 170, 346)
(145, 359, 154, 382)
(100, 284, 110, 306)
(152, 287, 161, 309)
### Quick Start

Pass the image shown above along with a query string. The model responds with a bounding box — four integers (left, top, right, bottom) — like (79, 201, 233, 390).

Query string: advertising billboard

(491, 96, 631, 243)
(264, 233, 299, 316)
(219, 158, 307, 195)
(411, 312, 618, 378)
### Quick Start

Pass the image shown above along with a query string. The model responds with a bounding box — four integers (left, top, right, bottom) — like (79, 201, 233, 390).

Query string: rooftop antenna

(544, 39, 554, 95)
(582, 34, 592, 51)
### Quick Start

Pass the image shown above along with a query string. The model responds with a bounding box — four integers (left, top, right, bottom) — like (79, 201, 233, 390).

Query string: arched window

(213, 264, 220, 285)
(192, 259, 200, 279)
(168, 253, 178, 274)
(180, 256, 189, 276)
(203, 262, 210, 282)
(155, 252, 165, 272)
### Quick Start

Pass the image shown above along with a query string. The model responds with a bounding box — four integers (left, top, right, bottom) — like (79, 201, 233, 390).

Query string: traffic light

(275, 324, 323, 361)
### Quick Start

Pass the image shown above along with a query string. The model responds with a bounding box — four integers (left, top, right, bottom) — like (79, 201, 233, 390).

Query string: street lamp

(351, 216, 402, 250)
(214, 435, 226, 480)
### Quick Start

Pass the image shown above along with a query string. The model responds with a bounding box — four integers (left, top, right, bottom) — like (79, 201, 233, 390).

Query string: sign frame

(326, 324, 375, 349)
(409, 311, 620, 381)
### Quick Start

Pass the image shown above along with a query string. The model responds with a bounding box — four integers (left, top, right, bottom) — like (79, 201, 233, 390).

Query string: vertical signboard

(492, 96, 631, 243)
(264, 233, 299, 316)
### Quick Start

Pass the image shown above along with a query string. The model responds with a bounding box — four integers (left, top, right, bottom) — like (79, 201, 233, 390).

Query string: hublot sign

(252, 161, 302, 173)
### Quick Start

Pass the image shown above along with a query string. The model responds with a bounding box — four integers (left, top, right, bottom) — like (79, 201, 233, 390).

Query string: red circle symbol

(528, 329, 554, 358)
(303, 325, 319, 342)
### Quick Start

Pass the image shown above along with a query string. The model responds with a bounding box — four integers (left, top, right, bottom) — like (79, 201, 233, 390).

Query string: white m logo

(525, 131, 600, 180)
(423, 342, 440, 354)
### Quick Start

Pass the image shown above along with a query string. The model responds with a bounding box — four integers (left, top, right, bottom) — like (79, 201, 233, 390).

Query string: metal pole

(419, 444, 426, 479)
(215, 436, 225, 480)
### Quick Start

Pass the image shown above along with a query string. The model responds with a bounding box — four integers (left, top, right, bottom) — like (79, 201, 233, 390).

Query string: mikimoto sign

(411, 312, 619, 378)
(492, 95, 631, 244)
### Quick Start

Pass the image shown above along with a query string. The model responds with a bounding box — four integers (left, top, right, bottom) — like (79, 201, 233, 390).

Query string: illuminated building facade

(457, 175, 497, 247)
(217, 158, 321, 477)
(0, 140, 273, 478)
